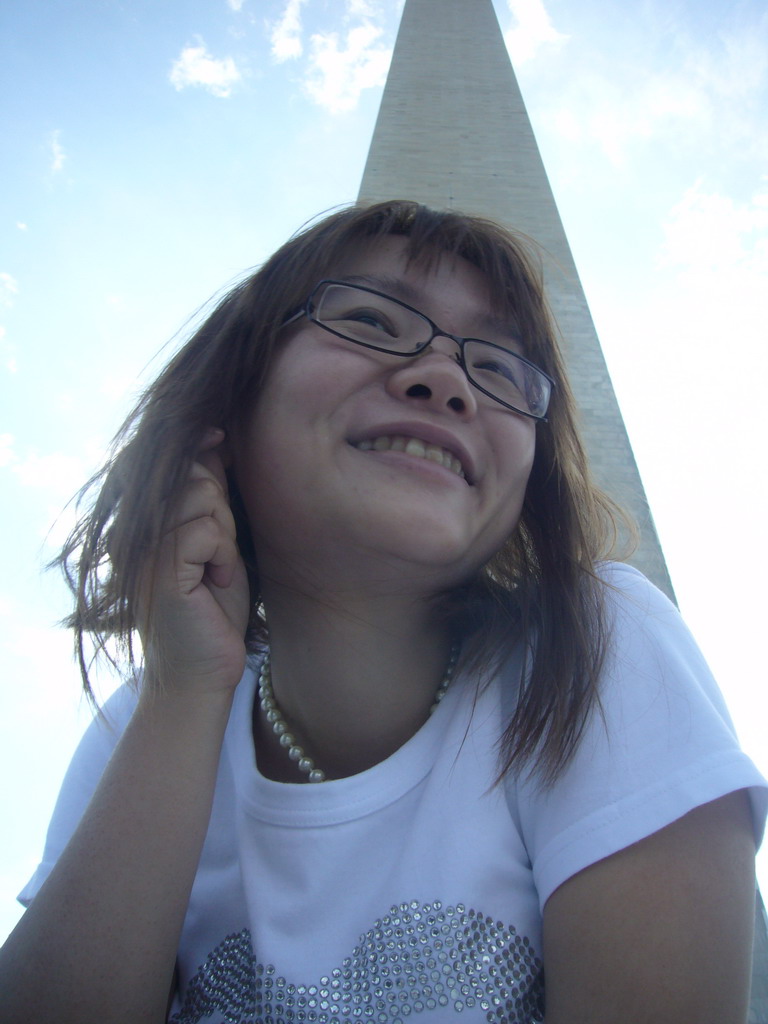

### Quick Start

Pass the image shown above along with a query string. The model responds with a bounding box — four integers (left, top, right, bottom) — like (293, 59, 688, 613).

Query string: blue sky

(1, 0, 767, 941)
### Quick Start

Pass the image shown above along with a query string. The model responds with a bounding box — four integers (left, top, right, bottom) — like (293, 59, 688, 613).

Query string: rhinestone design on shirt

(170, 900, 544, 1023)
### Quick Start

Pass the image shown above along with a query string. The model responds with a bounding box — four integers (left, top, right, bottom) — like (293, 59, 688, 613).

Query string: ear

(196, 427, 231, 494)
(218, 426, 244, 506)
(217, 430, 234, 470)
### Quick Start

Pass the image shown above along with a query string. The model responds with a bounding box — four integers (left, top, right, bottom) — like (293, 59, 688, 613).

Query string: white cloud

(227, 0, 244, 10)
(543, 19, 767, 168)
(0, 326, 18, 375)
(270, 0, 307, 62)
(41, 500, 82, 549)
(0, 612, 97, 716)
(503, 0, 568, 66)
(544, 71, 702, 169)
(0, 273, 18, 308)
(50, 130, 66, 173)
(304, 23, 391, 113)
(16, 223, 27, 232)
(573, 72, 707, 168)
(11, 450, 89, 493)
(685, 24, 768, 103)
(169, 42, 241, 98)
(99, 369, 141, 401)
(659, 181, 768, 289)
(0, 434, 14, 469)
(0, 435, 110, 562)
(633, 181, 768, 421)
(345, 0, 378, 16)
(0, 435, 94, 501)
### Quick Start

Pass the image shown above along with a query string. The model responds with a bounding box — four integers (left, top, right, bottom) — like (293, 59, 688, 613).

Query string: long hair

(57, 200, 626, 783)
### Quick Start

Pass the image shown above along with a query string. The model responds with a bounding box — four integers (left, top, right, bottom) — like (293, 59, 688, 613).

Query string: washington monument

(358, 0, 674, 599)
(357, 0, 768, 1010)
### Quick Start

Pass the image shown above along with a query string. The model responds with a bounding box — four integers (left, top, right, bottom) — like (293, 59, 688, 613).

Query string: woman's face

(233, 237, 537, 596)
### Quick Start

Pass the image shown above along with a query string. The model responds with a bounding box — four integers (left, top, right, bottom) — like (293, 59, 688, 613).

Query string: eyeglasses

(287, 280, 554, 421)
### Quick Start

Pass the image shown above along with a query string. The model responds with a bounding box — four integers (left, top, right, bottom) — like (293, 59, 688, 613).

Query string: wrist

(140, 650, 246, 703)
(136, 678, 237, 730)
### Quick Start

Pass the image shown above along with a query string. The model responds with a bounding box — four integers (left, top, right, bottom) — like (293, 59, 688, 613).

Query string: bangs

(274, 201, 554, 368)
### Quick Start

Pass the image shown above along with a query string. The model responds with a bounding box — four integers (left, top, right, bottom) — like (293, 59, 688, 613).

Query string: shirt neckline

(225, 659, 469, 828)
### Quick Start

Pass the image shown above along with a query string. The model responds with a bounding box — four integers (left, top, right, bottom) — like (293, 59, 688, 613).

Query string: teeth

(404, 438, 426, 458)
(355, 435, 466, 480)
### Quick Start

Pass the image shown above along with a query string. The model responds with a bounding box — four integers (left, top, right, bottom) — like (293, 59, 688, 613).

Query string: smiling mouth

(353, 435, 467, 481)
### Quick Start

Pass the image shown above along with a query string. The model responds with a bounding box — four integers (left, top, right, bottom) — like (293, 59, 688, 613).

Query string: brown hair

(57, 200, 626, 783)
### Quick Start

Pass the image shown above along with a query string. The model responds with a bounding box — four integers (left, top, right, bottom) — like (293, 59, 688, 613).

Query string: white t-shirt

(20, 564, 768, 1023)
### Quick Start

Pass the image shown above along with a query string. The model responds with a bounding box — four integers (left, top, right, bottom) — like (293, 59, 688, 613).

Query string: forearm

(0, 688, 234, 1024)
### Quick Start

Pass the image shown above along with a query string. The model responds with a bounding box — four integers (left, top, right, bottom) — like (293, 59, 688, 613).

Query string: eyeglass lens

(313, 282, 551, 419)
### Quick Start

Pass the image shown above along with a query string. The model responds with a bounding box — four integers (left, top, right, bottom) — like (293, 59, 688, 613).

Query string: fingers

(138, 428, 250, 695)
(165, 440, 239, 593)
(167, 514, 240, 594)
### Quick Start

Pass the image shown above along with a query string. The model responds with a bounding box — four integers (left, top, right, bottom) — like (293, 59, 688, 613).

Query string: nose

(385, 334, 478, 418)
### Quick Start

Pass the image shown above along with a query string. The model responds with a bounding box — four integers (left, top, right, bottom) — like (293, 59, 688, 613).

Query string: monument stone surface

(358, 1, 768, 1011)
(359, 0, 674, 598)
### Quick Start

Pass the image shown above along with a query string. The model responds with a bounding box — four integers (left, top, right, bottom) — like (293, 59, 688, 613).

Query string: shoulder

(596, 559, 683, 633)
(594, 561, 739, 728)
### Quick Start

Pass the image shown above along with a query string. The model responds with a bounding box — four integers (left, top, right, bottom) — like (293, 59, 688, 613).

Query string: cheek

(496, 420, 536, 495)
(486, 424, 536, 536)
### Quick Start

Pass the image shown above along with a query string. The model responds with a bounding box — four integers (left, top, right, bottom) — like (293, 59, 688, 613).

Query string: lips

(353, 434, 468, 482)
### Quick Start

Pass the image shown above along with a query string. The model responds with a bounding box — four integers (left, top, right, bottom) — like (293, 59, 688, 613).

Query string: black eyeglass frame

(284, 279, 555, 422)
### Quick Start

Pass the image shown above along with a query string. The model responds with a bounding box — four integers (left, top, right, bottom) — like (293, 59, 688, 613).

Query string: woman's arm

(0, 688, 234, 1023)
(542, 790, 757, 1024)
(0, 437, 250, 1023)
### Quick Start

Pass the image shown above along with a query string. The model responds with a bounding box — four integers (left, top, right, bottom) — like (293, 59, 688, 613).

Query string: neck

(254, 581, 456, 781)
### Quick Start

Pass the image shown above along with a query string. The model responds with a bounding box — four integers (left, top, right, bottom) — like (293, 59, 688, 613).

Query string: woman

(1, 201, 764, 1023)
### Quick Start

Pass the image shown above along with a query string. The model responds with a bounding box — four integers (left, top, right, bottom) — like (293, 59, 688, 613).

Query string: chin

(373, 531, 511, 592)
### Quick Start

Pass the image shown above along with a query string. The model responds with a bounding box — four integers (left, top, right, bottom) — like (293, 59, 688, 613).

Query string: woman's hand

(139, 427, 250, 698)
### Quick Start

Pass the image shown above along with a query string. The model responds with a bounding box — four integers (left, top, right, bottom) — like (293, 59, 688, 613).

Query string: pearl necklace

(257, 641, 460, 783)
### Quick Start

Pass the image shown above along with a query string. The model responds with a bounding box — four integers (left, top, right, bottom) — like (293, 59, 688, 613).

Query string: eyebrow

(338, 274, 523, 344)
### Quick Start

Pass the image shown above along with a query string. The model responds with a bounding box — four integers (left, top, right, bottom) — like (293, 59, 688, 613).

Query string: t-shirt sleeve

(511, 562, 768, 913)
(17, 684, 139, 908)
